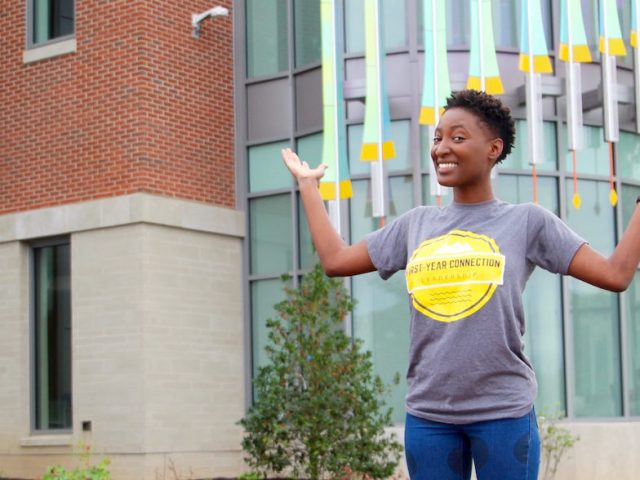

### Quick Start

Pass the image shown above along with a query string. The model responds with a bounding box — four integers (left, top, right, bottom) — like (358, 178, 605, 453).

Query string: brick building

(1, 1, 245, 479)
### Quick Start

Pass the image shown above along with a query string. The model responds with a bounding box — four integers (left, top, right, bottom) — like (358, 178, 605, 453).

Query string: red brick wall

(0, 0, 235, 215)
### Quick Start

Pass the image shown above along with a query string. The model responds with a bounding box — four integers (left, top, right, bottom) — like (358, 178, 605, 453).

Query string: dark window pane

(53, 0, 74, 38)
(33, 0, 74, 44)
(34, 243, 72, 430)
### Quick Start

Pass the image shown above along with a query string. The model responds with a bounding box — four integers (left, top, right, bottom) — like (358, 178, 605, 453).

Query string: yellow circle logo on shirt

(405, 230, 505, 322)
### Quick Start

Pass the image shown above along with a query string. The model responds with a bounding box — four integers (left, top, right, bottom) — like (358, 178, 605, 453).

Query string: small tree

(538, 409, 580, 480)
(240, 264, 402, 480)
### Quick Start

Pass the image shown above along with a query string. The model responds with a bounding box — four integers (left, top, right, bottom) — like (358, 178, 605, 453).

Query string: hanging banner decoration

(600, 0, 626, 56)
(634, 0, 639, 48)
(319, 0, 352, 232)
(519, 0, 553, 203)
(599, 0, 625, 206)
(361, 0, 396, 219)
(519, 0, 553, 73)
(420, 0, 451, 204)
(632, 0, 640, 133)
(559, 0, 592, 63)
(420, 0, 451, 126)
(559, 0, 592, 209)
(467, 0, 504, 94)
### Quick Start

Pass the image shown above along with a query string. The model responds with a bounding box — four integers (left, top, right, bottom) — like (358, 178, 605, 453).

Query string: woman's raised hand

(281, 148, 328, 186)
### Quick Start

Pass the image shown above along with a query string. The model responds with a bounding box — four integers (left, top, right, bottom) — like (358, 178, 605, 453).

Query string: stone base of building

(0, 194, 247, 480)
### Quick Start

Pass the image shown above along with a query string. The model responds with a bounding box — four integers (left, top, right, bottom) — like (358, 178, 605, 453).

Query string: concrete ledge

(20, 435, 73, 447)
(0, 194, 245, 243)
(23, 38, 76, 63)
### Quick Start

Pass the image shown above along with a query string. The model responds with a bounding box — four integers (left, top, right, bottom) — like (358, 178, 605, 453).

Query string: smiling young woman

(431, 91, 513, 204)
(281, 90, 640, 480)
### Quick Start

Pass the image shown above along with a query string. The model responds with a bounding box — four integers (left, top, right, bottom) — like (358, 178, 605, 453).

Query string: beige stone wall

(0, 195, 246, 480)
(551, 421, 640, 480)
(0, 242, 30, 452)
(70, 223, 246, 479)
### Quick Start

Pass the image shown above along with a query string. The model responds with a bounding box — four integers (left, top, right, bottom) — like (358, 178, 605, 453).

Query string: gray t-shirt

(366, 199, 586, 424)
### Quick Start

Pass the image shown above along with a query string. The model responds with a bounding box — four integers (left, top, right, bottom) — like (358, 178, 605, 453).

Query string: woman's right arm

(282, 148, 376, 277)
(567, 201, 640, 292)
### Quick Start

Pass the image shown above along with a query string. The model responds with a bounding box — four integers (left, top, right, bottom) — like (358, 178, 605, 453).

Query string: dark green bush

(240, 264, 402, 480)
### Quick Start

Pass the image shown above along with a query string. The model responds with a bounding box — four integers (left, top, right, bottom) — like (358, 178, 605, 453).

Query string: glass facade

(33, 241, 72, 430)
(418, 0, 552, 49)
(242, 0, 640, 422)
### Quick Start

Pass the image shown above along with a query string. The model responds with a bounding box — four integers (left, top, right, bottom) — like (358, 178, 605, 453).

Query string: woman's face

(430, 107, 503, 192)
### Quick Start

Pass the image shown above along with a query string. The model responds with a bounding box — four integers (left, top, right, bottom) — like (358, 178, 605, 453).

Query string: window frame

(25, 0, 76, 50)
(29, 236, 73, 434)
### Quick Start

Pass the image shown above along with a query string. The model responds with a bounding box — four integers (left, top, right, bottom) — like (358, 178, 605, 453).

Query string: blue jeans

(404, 409, 540, 480)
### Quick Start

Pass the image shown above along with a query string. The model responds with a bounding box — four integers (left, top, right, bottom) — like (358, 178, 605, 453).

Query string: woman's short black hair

(443, 90, 515, 163)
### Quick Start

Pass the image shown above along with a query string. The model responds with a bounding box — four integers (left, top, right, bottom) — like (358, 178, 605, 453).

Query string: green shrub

(238, 472, 262, 480)
(239, 264, 402, 480)
(43, 444, 110, 480)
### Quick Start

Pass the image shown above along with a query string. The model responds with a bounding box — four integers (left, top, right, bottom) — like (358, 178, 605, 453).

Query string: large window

(33, 240, 72, 431)
(248, 141, 291, 193)
(28, 0, 74, 47)
(246, 0, 289, 78)
(249, 194, 293, 275)
(566, 180, 622, 417)
(294, 0, 321, 67)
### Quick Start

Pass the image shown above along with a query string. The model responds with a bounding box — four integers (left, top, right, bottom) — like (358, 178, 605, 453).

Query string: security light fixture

(192, 6, 229, 38)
